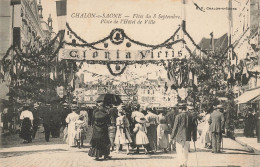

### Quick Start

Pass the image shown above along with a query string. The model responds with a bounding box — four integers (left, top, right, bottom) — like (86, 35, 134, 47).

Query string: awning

(251, 95, 260, 103)
(235, 87, 260, 104)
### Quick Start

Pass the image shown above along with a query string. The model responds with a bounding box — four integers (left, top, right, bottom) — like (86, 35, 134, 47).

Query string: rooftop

(197, 33, 228, 54)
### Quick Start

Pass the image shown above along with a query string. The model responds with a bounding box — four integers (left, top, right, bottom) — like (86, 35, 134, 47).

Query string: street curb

(0, 132, 11, 137)
(235, 138, 260, 154)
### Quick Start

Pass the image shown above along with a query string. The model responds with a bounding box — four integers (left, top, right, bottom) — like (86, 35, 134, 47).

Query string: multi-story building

(231, 0, 260, 106)
(0, 0, 57, 133)
(0, 0, 54, 102)
(73, 72, 178, 107)
(136, 75, 178, 107)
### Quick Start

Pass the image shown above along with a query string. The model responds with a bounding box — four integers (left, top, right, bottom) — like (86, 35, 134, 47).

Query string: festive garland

(64, 41, 102, 50)
(2, 45, 13, 60)
(78, 58, 188, 66)
(66, 23, 182, 49)
(50, 32, 65, 61)
(0, 30, 65, 86)
(124, 27, 180, 49)
(18, 30, 62, 60)
(106, 63, 128, 76)
(182, 28, 207, 55)
(65, 22, 245, 80)
(9, 31, 65, 69)
(66, 23, 108, 50)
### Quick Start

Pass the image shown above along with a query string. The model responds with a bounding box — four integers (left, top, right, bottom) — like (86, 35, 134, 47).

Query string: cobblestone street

(1, 128, 259, 167)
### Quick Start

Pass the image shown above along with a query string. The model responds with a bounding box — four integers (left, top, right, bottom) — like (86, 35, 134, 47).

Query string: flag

(50, 72, 54, 80)
(228, 0, 233, 27)
(10, 0, 21, 5)
(210, 32, 213, 42)
(56, 0, 67, 31)
(188, 71, 193, 86)
(194, 75, 198, 86)
(228, 0, 233, 47)
(231, 53, 237, 65)
(210, 32, 214, 50)
(241, 65, 249, 85)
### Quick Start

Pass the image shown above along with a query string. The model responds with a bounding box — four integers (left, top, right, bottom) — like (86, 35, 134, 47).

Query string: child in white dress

(133, 117, 149, 154)
(75, 115, 87, 149)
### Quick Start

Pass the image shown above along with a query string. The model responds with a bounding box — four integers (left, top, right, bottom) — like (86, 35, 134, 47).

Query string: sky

(40, 0, 240, 82)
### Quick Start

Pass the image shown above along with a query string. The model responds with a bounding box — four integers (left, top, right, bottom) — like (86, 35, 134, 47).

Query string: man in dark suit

(170, 103, 197, 167)
(31, 103, 40, 139)
(166, 107, 178, 151)
(208, 104, 225, 153)
(42, 104, 53, 142)
(51, 105, 62, 138)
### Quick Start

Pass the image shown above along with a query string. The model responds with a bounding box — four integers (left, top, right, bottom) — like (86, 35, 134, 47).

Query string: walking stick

(193, 141, 199, 167)
(221, 137, 224, 152)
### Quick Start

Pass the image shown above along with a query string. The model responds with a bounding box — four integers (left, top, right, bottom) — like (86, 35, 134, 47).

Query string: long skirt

(88, 138, 110, 158)
(205, 131, 211, 144)
(114, 128, 132, 145)
(108, 126, 116, 147)
(136, 131, 149, 145)
(67, 122, 76, 146)
(20, 118, 32, 142)
(157, 134, 169, 149)
(147, 124, 157, 151)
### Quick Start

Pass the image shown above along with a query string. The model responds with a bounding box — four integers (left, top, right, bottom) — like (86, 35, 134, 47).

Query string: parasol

(96, 93, 122, 106)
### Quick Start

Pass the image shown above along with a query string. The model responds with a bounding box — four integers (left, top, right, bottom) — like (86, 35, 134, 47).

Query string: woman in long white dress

(65, 110, 79, 146)
(200, 111, 212, 148)
(114, 110, 132, 154)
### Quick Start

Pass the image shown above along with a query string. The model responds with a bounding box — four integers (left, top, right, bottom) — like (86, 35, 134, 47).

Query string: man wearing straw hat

(208, 104, 225, 153)
(169, 102, 197, 167)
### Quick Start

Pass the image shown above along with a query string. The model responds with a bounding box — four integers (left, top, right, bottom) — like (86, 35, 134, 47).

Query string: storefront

(235, 87, 260, 140)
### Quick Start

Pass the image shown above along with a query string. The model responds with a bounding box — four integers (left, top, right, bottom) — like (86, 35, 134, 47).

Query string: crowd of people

(17, 101, 94, 144)
(87, 100, 199, 166)
(15, 98, 230, 167)
(86, 99, 231, 166)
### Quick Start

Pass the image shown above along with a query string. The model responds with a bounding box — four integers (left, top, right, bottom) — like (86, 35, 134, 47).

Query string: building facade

(73, 72, 178, 107)
(0, 0, 54, 101)
(231, 0, 260, 103)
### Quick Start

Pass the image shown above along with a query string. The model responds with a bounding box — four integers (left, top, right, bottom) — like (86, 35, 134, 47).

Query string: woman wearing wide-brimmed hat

(88, 100, 111, 160)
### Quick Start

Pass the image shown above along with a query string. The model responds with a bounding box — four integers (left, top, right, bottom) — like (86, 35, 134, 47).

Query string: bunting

(56, 0, 67, 31)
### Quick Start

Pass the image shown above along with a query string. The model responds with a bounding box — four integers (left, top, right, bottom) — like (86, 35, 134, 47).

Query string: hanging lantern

(115, 64, 121, 71)
(72, 39, 76, 46)
(126, 42, 131, 48)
